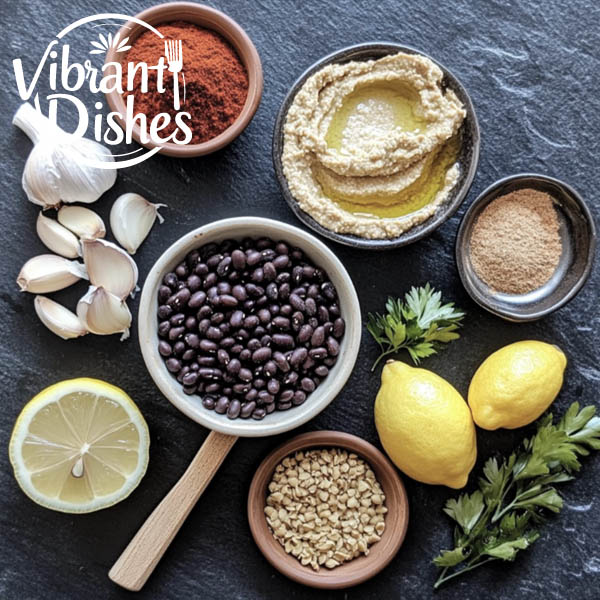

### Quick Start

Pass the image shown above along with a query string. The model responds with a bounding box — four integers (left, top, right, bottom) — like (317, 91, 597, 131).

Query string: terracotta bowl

(248, 431, 409, 589)
(104, 2, 263, 157)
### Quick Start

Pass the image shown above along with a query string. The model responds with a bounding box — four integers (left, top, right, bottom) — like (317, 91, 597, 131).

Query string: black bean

(311, 326, 325, 347)
(315, 365, 329, 377)
(217, 281, 231, 294)
(173, 341, 185, 356)
(188, 290, 206, 309)
(279, 389, 294, 403)
(291, 311, 304, 331)
(217, 349, 230, 365)
(185, 316, 197, 331)
(232, 284, 247, 301)
(158, 321, 170, 337)
(264, 360, 277, 377)
(233, 382, 251, 394)
(157, 304, 173, 320)
(183, 385, 197, 395)
(158, 285, 171, 304)
(166, 358, 181, 373)
(227, 399, 241, 419)
(168, 326, 185, 341)
(301, 377, 316, 392)
(329, 304, 340, 318)
(251, 408, 266, 420)
(280, 304, 293, 317)
(289, 293, 305, 311)
(202, 396, 216, 410)
(245, 388, 258, 402)
(182, 371, 199, 386)
(227, 358, 241, 374)
(198, 319, 211, 334)
(326, 336, 340, 356)
(206, 327, 222, 341)
(185, 333, 200, 348)
(231, 249, 246, 270)
(205, 383, 221, 394)
(246, 250, 261, 266)
(183, 349, 196, 361)
(195, 263, 209, 276)
(273, 333, 294, 349)
(215, 396, 229, 414)
(267, 379, 280, 395)
(163, 272, 178, 288)
(187, 274, 202, 292)
(273, 351, 290, 373)
(257, 308, 271, 324)
(197, 305, 212, 318)
(239, 368, 253, 382)
(176, 366, 189, 382)
(246, 283, 262, 297)
(221, 337, 235, 348)
(216, 256, 232, 277)
(199, 339, 218, 353)
(272, 316, 290, 330)
(175, 263, 189, 278)
(296, 324, 312, 344)
(170, 313, 185, 327)
(252, 347, 272, 363)
(263, 262, 277, 281)
(240, 401, 256, 418)
(198, 356, 216, 366)
(168, 288, 191, 310)
(276, 272, 291, 284)
(304, 297, 317, 317)
(273, 254, 289, 269)
(309, 347, 327, 360)
(292, 390, 307, 406)
(206, 253, 223, 269)
(243, 315, 259, 329)
(258, 390, 274, 404)
(158, 341, 172, 357)
(211, 313, 225, 325)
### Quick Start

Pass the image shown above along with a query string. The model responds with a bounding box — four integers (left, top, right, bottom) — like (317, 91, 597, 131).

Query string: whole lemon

(375, 361, 476, 489)
(468, 341, 566, 430)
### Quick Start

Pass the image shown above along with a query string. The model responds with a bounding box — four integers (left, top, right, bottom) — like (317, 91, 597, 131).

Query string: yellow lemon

(375, 361, 476, 489)
(468, 341, 566, 430)
(9, 378, 150, 513)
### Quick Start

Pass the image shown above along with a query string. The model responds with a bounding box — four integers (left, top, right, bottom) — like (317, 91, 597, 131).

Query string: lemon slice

(9, 378, 149, 513)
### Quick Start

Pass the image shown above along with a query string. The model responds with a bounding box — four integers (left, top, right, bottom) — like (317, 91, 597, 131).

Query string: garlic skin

(13, 103, 116, 209)
(110, 193, 166, 254)
(77, 286, 131, 341)
(58, 205, 106, 240)
(81, 238, 138, 300)
(36, 212, 80, 258)
(34, 295, 88, 339)
(17, 254, 88, 293)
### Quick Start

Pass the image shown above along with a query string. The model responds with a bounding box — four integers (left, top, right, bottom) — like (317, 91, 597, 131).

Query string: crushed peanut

(264, 448, 387, 571)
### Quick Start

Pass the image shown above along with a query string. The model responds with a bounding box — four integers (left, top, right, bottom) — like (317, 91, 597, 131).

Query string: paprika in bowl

(104, 2, 263, 157)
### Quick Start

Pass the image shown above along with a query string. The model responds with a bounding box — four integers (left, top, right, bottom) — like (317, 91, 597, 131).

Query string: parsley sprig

(433, 402, 600, 589)
(366, 284, 465, 370)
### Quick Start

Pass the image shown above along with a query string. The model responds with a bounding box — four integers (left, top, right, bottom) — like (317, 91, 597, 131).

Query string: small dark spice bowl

(456, 173, 597, 322)
(272, 42, 480, 250)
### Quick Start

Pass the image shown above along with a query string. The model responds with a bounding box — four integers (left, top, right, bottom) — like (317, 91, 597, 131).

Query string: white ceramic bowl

(138, 217, 362, 437)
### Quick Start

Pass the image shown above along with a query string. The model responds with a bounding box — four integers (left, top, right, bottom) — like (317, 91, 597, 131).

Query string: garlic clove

(81, 238, 138, 300)
(34, 295, 88, 339)
(36, 211, 80, 258)
(76, 286, 131, 340)
(17, 254, 88, 293)
(110, 193, 166, 254)
(57, 205, 106, 240)
(13, 103, 117, 208)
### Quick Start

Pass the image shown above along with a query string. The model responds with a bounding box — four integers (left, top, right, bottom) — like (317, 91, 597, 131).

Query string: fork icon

(165, 40, 183, 110)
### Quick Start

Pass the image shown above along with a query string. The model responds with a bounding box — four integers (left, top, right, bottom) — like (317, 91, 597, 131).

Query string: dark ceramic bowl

(272, 42, 480, 250)
(456, 173, 596, 321)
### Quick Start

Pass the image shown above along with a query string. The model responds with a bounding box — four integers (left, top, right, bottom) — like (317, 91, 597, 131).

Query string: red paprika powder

(122, 21, 248, 144)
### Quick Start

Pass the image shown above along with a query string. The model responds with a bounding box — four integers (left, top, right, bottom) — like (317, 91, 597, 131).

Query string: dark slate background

(1, 0, 598, 598)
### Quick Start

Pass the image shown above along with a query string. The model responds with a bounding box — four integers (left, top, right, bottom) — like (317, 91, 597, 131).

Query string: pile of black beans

(156, 237, 345, 421)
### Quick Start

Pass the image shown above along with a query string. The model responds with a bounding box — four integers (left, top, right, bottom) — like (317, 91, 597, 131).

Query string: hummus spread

(281, 52, 466, 239)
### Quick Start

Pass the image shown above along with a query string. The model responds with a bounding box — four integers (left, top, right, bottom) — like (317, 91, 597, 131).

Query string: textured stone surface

(1, 0, 598, 599)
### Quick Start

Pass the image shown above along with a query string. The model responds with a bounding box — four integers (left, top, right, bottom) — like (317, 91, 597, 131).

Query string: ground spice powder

(123, 21, 248, 144)
(469, 188, 562, 295)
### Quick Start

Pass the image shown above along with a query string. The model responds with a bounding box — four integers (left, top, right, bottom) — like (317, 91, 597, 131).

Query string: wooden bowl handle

(109, 431, 238, 591)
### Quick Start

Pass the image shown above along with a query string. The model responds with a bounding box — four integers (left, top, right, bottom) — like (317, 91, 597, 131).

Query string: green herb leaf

(367, 284, 464, 370)
(433, 401, 600, 589)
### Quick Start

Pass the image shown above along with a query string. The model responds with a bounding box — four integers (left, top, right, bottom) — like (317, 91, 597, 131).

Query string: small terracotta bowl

(248, 431, 409, 589)
(104, 2, 263, 157)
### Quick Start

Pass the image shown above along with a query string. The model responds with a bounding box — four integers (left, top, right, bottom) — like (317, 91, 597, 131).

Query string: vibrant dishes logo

(11, 13, 192, 168)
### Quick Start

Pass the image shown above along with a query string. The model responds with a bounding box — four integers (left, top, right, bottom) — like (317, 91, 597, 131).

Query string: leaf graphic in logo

(90, 32, 131, 55)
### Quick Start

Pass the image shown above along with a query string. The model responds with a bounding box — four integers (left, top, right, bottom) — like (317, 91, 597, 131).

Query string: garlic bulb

(36, 211, 80, 258)
(110, 193, 166, 254)
(17, 254, 88, 293)
(77, 286, 131, 340)
(81, 238, 138, 299)
(34, 295, 88, 339)
(58, 205, 106, 240)
(13, 103, 116, 209)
